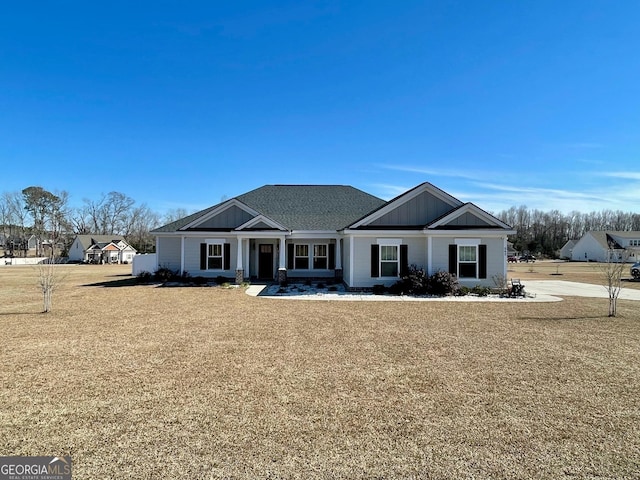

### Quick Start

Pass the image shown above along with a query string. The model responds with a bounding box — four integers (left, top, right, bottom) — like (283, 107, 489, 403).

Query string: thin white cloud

(602, 172, 640, 180)
(368, 183, 412, 200)
(563, 142, 604, 149)
(378, 164, 485, 181)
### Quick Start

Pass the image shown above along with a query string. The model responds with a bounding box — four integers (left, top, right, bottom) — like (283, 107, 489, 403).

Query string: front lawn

(1, 265, 638, 478)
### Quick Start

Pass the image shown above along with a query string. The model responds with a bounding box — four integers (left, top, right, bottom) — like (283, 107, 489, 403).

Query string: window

(208, 244, 223, 269)
(313, 244, 328, 269)
(295, 244, 309, 269)
(380, 245, 399, 277)
(458, 245, 477, 278)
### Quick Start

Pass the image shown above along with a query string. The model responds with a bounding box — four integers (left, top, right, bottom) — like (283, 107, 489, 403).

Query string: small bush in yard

(428, 270, 459, 296)
(456, 285, 471, 296)
(137, 271, 152, 284)
(192, 276, 208, 285)
(471, 285, 492, 297)
(390, 265, 429, 295)
(154, 267, 178, 282)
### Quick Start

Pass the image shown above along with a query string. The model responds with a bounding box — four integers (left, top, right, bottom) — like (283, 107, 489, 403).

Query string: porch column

(180, 236, 185, 275)
(235, 237, 244, 284)
(427, 236, 433, 275)
(244, 239, 250, 279)
(278, 236, 287, 284)
(334, 238, 343, 281)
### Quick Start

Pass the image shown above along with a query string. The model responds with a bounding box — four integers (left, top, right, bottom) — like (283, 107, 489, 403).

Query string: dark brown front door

(258, 244, 274, 280)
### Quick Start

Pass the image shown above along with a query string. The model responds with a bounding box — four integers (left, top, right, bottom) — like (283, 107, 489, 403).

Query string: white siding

(157, 237, 182, 271)
(348, 236, 427, 289)
(432, 236, 505, 287)
(571, 234, 604, 262)
(68, 238, 85, 262)
(184, 236, 237, 276)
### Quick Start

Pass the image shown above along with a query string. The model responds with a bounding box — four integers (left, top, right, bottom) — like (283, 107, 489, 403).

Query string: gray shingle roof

(152, 185, 386, 232)
(74, 234, 126, 249)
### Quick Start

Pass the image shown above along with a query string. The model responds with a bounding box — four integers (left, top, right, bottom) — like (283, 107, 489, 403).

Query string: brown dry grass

(1, 264, 639, 479)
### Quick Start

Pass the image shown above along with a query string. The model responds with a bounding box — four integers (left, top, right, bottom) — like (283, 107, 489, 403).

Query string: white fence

(1, 257, 49, 266)
(132, 254, 157, 276)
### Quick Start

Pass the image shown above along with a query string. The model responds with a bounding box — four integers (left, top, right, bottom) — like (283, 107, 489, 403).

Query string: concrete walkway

(524, 280, 640, 301)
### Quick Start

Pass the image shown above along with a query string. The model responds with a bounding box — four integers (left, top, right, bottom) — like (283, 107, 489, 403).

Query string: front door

(258, 244, 274, 280)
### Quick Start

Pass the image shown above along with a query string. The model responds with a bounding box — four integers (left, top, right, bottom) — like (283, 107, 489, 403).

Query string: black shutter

(371, 244, 379, 277)
(400, 244, 409, 277)
(449, 244, 457, 275)
(479, 244, 487, 279)
(200, 243, 207, 270)
(287, 244, 295, 269)
(328, 243, 336, 270)
(224, 243, 231, 270)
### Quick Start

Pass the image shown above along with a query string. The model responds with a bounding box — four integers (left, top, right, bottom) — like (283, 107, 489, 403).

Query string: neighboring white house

(570, 231, 640, 262)
(559, 239, 577, 260)
(152, 183, 515, 289)
(68, 235, 137, 263)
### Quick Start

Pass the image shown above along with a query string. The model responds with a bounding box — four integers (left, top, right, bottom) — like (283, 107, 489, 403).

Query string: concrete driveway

(525, 280, 640, 301)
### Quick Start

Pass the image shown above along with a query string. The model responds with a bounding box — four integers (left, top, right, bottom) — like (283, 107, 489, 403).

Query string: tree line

(494, 205, 640, 256)
(2, 185, 639, 259)
(0, 186, 190, 257)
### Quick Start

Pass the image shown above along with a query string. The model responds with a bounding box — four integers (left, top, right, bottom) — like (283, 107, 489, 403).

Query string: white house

(559, 239, 577, 260)
(152, 183, 515, 289)
(570, 231, 640, 262)
(68, 235, 137, 264)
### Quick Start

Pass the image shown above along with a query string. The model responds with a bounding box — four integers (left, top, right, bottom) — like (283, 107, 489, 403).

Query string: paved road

(525, 280, 640, 301)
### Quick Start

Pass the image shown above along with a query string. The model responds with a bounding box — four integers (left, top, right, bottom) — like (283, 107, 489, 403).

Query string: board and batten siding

(194, 205, 254, 229)
(368, 191, 453, 227)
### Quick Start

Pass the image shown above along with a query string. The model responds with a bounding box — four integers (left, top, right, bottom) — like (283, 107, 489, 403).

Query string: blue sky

(1, 1, 639, 215)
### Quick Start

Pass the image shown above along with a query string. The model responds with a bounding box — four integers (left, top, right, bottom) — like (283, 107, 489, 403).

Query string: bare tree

(37, 259, 60, 313)
(82, 191, 136, 235)
(598, 246, 629, 317)
(163, 208, 190, 225)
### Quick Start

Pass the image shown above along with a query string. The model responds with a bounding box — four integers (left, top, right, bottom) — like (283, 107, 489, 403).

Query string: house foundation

(235, 269, 244, 285)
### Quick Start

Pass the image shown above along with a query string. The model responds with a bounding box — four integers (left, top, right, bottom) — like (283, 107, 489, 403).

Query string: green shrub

(390, 264, 428, 295)
(192, 276, 208, 285)
(456, 286, 471, 296)
(154, 267, 179, 282)
(427, 270, 459, 296)
(137, 271, 152, 284)
(372, 284, 386, 295)
(471, 285, 491, 297)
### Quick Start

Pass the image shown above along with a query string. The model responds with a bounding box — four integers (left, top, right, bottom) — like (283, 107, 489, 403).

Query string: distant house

(68, 235, 137, 263)
(570, 231, 640, 262)
(152, 182, 515, 289)
(559, 239, 577, 260)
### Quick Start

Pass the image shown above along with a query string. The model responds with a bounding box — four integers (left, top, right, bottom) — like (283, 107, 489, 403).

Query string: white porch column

(180, 235, 185, 274)
(244, 239, 250, 278)
(236, 237, 244, 270)
(427, 236, 433, 275)
(277, 236, 287, 284)
(335, 238, 342, 269)
(279, 236, 286, 268)
(235, 236, 244, 284)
